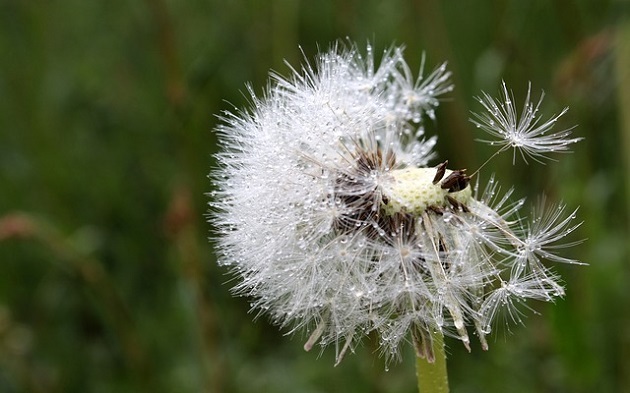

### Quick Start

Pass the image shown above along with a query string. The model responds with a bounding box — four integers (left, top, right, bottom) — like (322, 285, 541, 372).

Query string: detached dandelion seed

(209, 42, 583, 391)
(471, 81, 583, 164)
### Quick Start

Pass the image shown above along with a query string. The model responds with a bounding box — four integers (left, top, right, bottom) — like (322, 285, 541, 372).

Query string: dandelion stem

(416, 330, 450, 393)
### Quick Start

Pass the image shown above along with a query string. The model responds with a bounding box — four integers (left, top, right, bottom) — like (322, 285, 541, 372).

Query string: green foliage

(0, 0, 627, 392)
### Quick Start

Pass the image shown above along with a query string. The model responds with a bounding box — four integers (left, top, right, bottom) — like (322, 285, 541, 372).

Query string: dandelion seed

(209, 42, 583, 365)
(471, 81, 583, 164)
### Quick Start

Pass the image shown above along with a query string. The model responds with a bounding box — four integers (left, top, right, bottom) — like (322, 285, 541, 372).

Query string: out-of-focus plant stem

(164, 185, 222, 393)
(145, 0, 222, 391)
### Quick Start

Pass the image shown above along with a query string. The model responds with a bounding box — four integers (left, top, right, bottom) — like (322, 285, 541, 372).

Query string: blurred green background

(1, 0, 628, 392)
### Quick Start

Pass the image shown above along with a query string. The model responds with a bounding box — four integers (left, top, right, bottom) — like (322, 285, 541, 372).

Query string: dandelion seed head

(210, 42, 583, 364)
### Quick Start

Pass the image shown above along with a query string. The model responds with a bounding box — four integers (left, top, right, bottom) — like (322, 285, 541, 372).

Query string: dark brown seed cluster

(331, 145, 396, 235)
(355, 145, 397, 175)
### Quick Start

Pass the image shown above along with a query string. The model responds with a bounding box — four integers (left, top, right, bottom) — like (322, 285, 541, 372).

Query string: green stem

(416, 331, 450, 393)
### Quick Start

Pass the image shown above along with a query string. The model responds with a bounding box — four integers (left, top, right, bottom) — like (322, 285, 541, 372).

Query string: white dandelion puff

(209, 43, 583, 364)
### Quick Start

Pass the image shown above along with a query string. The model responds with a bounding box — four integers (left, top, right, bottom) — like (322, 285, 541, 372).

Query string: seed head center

(382, 167, 472, 215)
